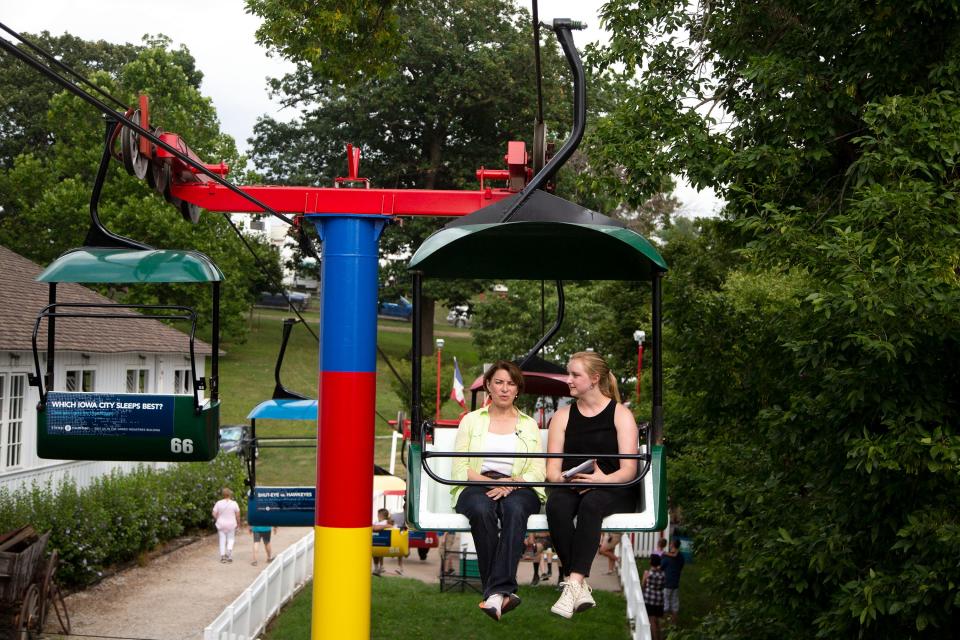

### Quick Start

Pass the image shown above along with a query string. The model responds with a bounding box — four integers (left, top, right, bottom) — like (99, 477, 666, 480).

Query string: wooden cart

(0, 526, 70, 639)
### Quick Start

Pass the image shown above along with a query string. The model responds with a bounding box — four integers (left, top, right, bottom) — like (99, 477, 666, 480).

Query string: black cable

(0, 21, 129, 110)
(0, 32, 296, 228)
(218, 212, 319, 342)
(532, 0, 544, 125)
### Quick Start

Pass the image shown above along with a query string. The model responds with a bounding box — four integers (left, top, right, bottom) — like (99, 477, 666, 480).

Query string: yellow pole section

(312, 525, 372, 639)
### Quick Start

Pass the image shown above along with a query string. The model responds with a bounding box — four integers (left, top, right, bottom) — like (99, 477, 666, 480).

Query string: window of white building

(0, 373, 26, 469)
(173, 369, 192, 394)
(65, 369, 95, 392)
(126, 368, 150, 393)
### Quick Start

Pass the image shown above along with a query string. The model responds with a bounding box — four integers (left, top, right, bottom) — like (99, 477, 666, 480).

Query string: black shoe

(501, 593, 521, 616)
(531, 572, 540, 586)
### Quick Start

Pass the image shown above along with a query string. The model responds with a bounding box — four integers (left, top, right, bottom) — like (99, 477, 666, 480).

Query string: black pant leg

(455, 485, 499, 591)
(545, 487, 582, 579)
(484, 488, 540, 598)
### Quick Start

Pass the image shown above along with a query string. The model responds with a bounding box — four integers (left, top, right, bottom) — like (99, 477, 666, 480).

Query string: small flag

(450, 356, 466, 408)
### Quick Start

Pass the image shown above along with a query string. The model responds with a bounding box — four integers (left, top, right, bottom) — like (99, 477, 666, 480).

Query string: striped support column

(307, 214, 388, 640)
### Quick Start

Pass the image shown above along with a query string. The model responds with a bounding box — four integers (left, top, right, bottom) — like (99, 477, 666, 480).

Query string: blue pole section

(306, 213, 389, 640)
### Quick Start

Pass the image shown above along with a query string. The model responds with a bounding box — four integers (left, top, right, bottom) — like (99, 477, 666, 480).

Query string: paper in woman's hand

(561, 459, 596, 480)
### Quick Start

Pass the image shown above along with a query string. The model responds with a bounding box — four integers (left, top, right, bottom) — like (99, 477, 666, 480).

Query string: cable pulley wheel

(120, 110, 150, 180)
(150, 159, 171, 195)
(162, 179, 183, 209)
(533, 122, 547, 174)
(180, 200, 201, 224)
(145, 128, 165, 190)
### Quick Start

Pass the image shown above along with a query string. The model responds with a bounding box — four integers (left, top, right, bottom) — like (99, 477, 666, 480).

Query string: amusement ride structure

(0, 11, 667, 639)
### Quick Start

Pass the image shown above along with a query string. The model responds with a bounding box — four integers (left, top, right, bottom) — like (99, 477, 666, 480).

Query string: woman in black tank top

(544, 351, 640, 619)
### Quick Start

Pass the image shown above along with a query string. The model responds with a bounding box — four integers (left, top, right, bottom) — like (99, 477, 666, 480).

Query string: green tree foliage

(0, 32, 141, 169)
(0, 35, 283, 343)
(470, 280, 654, 407)
(246, 0, 572, 307)
(245, 0, 404, 85)
(587, 1, 960, 637)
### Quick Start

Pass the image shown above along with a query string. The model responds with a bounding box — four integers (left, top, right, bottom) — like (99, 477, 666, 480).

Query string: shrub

(0, 455, 247, 588)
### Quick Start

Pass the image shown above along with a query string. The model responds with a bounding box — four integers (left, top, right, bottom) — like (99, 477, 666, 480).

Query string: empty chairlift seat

(32, 248, 223, 462)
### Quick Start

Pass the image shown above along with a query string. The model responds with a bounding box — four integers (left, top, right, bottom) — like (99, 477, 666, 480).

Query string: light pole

(435, 338, 445, 420)
(633, 330, 645, 407)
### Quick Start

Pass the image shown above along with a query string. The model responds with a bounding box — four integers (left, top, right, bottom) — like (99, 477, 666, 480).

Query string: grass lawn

(264, 578, 632, 640)
(218, 308, 477, 485)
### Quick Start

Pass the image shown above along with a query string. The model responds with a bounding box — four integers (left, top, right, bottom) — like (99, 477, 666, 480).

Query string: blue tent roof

(247, 399, 317, 421)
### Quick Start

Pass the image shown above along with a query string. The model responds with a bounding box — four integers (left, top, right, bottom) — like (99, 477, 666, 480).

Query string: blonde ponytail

(570, 351, 621, 403)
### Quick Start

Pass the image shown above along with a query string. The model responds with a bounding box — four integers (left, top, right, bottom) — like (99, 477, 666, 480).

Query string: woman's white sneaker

(550, 581, 582, 619)
(575, 581, 596, 612)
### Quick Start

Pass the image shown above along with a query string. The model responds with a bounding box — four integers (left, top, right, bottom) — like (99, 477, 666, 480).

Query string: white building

(241, 215, 319, 292)
(0, 245, 212, 492)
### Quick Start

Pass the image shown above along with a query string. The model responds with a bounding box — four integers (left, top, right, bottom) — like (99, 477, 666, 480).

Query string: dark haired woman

(451, 360, 545, 621)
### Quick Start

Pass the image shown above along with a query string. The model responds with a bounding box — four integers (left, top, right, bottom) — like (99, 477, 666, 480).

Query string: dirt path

(56, 527, 311, 640)
(53, 531, 621, 639)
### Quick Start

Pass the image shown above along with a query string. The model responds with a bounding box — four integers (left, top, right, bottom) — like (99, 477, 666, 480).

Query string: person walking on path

(250, 525, 275, 566)
(661, 538, 686, 625)
(598, 533, 622, 575)
(212, 487, 241, 563)
(642, 554, 666, 640)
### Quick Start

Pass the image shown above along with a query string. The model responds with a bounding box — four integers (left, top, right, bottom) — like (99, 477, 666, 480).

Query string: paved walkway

(53, 530, 623, 639)
(56, 527, 312, 640)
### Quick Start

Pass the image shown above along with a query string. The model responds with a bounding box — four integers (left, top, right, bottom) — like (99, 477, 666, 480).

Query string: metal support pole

(411, 272, 423, 442)
(211, 281, 220, 402)
(307, 213, 388, 640)
(435, 340, 444, 421)
(45, 284, 56, 393)
(651, 272, 664, 444)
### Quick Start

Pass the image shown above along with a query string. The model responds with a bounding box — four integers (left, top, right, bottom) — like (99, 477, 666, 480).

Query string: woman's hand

(572, 465, 608, 484)
(486, 475, 521, 500)
(486, 485, 513, 500)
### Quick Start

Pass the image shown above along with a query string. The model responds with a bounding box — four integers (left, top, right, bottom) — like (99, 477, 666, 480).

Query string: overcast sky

(2, 0, 720, 216)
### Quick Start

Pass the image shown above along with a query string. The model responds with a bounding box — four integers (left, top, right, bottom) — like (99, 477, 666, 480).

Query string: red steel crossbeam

(170, 183, 514, 216)
(151, 129, 525, 218)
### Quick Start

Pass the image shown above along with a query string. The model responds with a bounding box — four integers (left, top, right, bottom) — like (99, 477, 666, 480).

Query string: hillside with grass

(218, 308, 477, 485)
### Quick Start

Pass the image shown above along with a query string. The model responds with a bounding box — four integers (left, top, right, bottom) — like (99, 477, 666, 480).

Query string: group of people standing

(641, 538, 686, 639)
(450, 351, 643, 621)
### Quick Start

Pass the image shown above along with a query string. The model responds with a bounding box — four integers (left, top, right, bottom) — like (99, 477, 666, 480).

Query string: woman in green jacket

(451, 360, 545, 621)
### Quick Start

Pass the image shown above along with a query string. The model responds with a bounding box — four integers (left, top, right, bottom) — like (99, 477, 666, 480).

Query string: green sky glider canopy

(37, 248, 225, 284)
(408, 190, 667, 280)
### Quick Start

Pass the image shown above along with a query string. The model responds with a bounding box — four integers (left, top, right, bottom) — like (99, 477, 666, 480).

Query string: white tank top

(481, 431, 516, 476)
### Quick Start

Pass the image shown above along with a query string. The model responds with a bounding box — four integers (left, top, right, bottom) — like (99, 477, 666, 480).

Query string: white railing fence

(203, 531, 314, 640)
(618, 534, 652, 640)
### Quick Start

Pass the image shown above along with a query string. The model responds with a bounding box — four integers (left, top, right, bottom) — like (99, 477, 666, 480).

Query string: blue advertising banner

(252, 487, 316, 512)
(45, 392, 175, 437)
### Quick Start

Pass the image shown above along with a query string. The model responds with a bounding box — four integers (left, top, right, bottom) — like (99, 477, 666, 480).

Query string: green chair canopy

(408, 190, 667, 280)
(37, 248, 224, 284)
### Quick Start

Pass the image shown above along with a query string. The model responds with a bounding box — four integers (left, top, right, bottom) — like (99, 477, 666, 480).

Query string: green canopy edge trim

(37, 248, 225, 283)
